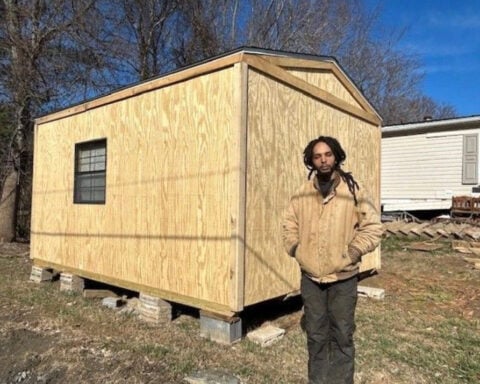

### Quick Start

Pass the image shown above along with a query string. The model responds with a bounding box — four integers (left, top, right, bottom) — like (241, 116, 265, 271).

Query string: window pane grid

(74, 139, 107, 204)
(78, 154, 106, 172)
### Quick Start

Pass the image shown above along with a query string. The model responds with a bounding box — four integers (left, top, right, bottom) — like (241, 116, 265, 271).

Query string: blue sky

(367, 0, 480, 117)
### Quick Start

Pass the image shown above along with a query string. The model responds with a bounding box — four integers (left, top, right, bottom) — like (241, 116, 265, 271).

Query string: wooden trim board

(229, 62, 248, 312)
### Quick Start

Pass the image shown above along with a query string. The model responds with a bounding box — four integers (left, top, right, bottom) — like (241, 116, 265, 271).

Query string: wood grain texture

(35, 52, 244, 125)
(32, 67, 238, 310)
(286, 69, 360, 111)
(229, 62, 248, 311)
(260, 55, 380, 119)
(243, 55, 381, 125)
(244, 69, 381, 306)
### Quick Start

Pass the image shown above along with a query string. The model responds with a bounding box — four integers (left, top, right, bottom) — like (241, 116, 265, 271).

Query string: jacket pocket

(335, 244, 354, 272)
(294, 243, 317, 277)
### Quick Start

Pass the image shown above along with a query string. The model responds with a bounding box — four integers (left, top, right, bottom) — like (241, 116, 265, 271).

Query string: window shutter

(463, 134, 478, 184)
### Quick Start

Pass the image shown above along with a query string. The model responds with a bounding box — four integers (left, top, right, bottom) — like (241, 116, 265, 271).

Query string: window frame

(73, 138, 107, 204)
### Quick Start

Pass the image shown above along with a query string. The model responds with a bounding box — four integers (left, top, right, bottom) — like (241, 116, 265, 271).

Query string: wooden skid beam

(33, 259, 236, 318)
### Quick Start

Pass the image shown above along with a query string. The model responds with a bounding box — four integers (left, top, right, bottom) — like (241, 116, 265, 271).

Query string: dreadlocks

(303, 136, 360, 205)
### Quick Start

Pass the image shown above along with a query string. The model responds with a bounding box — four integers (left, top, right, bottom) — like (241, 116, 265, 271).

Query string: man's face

(312, 141, 336, 175)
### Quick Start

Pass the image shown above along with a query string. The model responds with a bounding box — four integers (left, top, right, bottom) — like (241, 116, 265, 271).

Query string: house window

(74, 139, 107, 204)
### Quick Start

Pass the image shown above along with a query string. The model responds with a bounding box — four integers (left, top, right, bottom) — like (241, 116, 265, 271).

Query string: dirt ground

(0, 238, 479, 384)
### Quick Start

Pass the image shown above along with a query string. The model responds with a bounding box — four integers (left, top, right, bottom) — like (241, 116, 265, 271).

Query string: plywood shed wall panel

(32, 67, 240, 311)
(259, 55, 371, 114)
(286, 69, 360, 109)
(244, 68, 380, 306)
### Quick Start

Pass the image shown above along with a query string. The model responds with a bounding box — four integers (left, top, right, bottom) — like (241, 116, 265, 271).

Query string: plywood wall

(286, 69, 360, 110)
(31, 67, 241, 312)
(244, 68, 381, 306)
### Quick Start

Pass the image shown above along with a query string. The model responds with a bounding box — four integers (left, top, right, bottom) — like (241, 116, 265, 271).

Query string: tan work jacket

(282, 172, 382, 283)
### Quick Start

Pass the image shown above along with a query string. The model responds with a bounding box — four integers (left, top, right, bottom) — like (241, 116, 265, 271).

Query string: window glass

(74, 139, 107, 204)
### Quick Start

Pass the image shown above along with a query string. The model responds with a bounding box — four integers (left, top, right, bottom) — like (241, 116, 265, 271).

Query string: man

(282, 136, 382, 384)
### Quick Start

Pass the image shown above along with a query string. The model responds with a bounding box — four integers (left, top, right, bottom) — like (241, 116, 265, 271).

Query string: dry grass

(0, 238, 479, 383)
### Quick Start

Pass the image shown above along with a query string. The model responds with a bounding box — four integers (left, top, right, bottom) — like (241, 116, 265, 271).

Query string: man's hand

(347, 245, 362, 264)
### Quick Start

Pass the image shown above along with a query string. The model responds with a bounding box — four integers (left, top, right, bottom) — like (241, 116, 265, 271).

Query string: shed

(382, 115, 480, 213)
(31, 48, 382, 319)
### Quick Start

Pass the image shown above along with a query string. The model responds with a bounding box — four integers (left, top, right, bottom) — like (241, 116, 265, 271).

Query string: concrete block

(246, 324, 285, 347)
(200, 312, 242, 345)
(358, 285, 385, 300)
(60, 273, 85, 293)
(102, 297, 123, 309)
(139, 293, 172, 323)
(29, 266, 53, 283)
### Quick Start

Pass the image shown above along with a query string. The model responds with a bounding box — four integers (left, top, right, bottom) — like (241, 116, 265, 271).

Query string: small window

(74, 139, 107, 204)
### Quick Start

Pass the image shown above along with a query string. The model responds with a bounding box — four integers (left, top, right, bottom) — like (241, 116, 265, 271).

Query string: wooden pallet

(451, 196, 480, 217)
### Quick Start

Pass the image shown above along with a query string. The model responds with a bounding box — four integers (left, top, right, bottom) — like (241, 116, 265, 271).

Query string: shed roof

(35, 47, 381, 126)
(382, 115, 480, 137)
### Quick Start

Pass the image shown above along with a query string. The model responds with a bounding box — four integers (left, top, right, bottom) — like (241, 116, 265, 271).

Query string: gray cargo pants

(301, 273, 358, 384)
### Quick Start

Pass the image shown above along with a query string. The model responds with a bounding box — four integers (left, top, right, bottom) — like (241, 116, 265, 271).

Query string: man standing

(282, 136, 382, 384)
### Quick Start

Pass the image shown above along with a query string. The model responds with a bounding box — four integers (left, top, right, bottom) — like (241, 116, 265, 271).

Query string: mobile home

(382, 115, 480, 213)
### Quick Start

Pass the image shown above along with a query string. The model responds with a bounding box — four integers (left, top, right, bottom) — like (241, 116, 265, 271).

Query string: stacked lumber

(383, 221, 480, 265)
(138, 293, 173, 323)
(29, 266, 53, 283)
(382, 220, 480, 240)
(60, 273, 85, 293)
(452, 240, 480, 270)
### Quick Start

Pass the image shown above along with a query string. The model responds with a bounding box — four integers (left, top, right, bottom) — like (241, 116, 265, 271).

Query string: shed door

(463, 134, 478, 184)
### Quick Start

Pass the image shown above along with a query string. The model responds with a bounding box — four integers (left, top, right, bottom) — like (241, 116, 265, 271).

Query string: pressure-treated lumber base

(138, 293, 173, 323)
(60, 273, 85, 293)
(29, 266, 54, 283)
(199, 311, 242, 344)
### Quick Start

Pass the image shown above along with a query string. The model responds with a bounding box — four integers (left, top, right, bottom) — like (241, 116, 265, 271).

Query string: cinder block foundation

(29, 266, 54, 283)
(200, 311, 242, 344)
(60, 273, 85, 293)
(246, 324, 285, 347)
(139, 293, 173, 323)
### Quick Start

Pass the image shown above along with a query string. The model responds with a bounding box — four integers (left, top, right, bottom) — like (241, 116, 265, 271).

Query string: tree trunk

(0, 169, 18, 242)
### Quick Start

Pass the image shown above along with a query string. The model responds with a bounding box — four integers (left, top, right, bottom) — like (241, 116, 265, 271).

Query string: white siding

(381, 128, 480, 211)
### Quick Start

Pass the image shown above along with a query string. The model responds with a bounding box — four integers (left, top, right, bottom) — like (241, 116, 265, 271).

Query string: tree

(0, 0, 458, 241)
(0, 103, 15, 241)
(0, 104, 13, 182)
(173, 0, 456, 124)
(173, 0, 239, 66)
(97, 0, 179, 82)
(0, 0, 112, 241)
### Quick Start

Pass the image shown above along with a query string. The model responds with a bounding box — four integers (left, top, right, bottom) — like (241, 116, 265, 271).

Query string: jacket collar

(313, 170, 342, 204)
